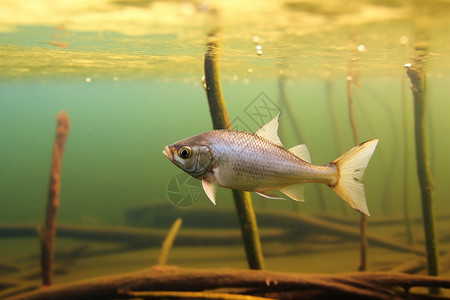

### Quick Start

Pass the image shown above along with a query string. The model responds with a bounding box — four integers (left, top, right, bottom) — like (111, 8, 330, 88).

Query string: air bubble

(399, 36, 408, 45)
(202, 75, 207, 90)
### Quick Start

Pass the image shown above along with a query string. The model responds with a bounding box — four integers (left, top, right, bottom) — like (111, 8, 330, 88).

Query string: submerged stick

(0, 283, 38, 300)
(157, 218, 182, 266)
(41, 111, 71, 286)
(406, 45, 439, 283)
(0, 213, 426, 255)
(204, 37, 230, 131)
(231, 190, 265, 269)
(120, 291, 274, 300)
(6, 266, 450, 300)
(204, 36, 265, 270)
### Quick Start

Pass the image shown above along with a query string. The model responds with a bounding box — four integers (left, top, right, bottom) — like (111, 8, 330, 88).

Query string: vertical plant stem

(406, 46, 439, 293)
(347, 73, 367, 272)
(41, 111, 71, 286)
(204, 38, 230, 131)
(157, 218, 182, 266)
(204, 37, 265, 270)
(232, 190, 265, 269)
(358, 214, 367, 271)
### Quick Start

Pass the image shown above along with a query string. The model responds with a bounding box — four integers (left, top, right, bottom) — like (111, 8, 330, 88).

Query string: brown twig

(390, 257, 426, 274)
(0, 211, 425, 255)
(5, 266, 450, 300)
(157, 218, 182, 266)
(406, 43, 439, 294)
(40, 111, 71, 286)
(0, 283, 38, 299)
(119, 290, 275, 300)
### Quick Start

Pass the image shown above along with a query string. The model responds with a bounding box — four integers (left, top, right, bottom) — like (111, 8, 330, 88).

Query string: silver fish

(163, 114, 378, 215)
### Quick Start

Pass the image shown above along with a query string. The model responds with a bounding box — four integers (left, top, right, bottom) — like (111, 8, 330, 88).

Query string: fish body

(197, 130, 337, 190)
(163, 114, 378, 215)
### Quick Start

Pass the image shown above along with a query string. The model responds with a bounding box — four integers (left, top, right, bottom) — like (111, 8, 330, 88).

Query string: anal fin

(280, 184, 306, 202)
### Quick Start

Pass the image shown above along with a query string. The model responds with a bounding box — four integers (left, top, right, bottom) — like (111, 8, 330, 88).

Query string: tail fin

(330, 139, 379, 216)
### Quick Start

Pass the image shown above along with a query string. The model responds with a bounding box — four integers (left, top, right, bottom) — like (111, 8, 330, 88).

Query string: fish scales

(204, 130, 334, 191)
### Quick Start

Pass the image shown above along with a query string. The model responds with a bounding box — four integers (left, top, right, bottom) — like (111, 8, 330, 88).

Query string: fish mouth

(163, 145, 174, 161)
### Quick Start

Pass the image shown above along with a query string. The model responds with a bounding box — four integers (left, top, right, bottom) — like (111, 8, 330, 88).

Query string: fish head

(163, 134, 213, 178)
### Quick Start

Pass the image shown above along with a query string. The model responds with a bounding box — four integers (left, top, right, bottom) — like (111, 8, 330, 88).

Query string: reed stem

(41, 111, 71, 286)
(157, 218, 182, 266)
(204, 36, 265, 270)
(406, 46, 439, 293)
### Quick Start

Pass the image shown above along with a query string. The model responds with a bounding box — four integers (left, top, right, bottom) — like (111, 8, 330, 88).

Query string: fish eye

(178, 146, 192, 159)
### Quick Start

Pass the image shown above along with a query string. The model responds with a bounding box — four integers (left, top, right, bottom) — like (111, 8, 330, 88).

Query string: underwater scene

(1, 0, 450, 299)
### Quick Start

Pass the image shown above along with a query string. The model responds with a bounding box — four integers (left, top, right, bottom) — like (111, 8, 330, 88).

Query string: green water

(1, 0, 450, 286)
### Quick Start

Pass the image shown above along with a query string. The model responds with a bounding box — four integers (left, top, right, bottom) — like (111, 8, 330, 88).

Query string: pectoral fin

(255, 190, 285, 200)
(202, 179, 217, 205)
(280, 184, 306, 202)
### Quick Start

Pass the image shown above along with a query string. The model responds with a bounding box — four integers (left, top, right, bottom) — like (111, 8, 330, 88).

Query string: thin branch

(157, 218, 182, 266)
(5, 266, 450, 300)
(41, 111, 71, 286)
(119, 290, 275, 300)
(406, 43, 439, 294)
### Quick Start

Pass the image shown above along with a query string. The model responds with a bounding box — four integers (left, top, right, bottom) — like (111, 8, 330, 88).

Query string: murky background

(1, 0, 450, 287)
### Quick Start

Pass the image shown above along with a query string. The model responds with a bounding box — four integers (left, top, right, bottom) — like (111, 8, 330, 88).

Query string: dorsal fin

(289, 144, 311, 163)
(254, 113, 283, 147)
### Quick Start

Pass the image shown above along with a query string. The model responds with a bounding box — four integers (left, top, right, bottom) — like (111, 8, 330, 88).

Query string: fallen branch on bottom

(5, 266, 450, 300)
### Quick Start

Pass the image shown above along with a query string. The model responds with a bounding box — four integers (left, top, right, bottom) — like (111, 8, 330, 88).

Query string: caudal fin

(330, 139, 379, 216)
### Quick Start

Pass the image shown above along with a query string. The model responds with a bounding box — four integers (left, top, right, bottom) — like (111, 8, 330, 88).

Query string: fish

(163, 114, 378, 216)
